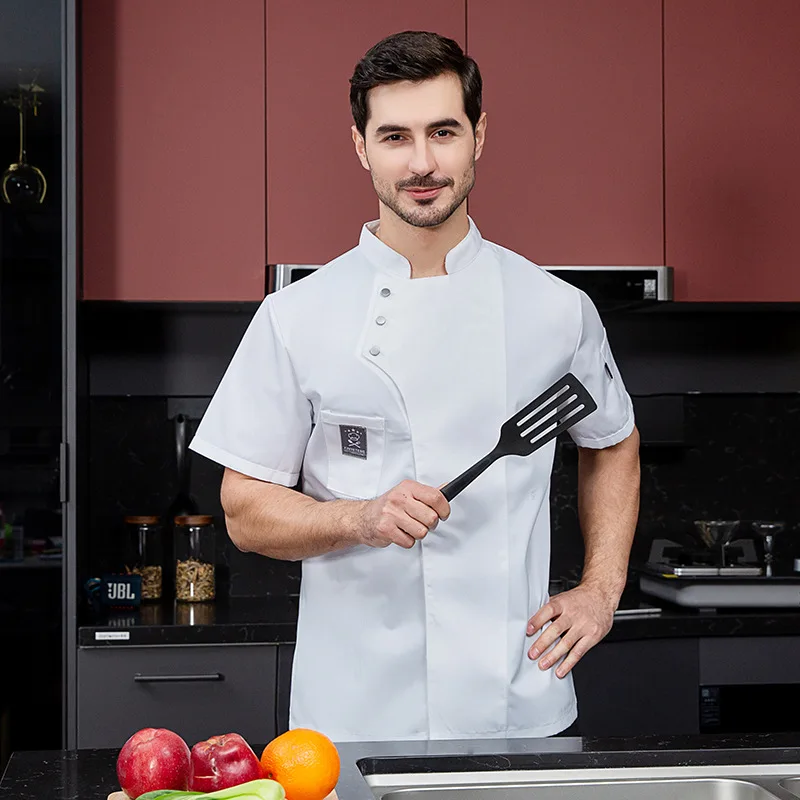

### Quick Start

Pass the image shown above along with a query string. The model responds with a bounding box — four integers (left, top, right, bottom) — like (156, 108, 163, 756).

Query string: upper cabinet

(265, 1, 466, 266)
(665, 0, 800, 301)
(81, 0, 266, 301)
(466, 0, 664, 268)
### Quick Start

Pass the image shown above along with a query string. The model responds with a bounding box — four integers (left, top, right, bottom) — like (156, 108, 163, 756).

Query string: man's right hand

(356, 480, 450, 549)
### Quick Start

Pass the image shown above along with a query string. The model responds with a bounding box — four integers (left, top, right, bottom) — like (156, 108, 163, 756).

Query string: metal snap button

(380, 287, 391, 297)
(376, 316, 386, 326)
(369, 345, 381, 356)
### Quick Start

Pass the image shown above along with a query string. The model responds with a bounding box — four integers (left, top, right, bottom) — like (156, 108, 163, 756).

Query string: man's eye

(433, 130, 454, 138)
(384, 134, 404, 142)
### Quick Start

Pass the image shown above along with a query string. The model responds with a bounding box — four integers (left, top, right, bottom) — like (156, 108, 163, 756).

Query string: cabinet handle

(134, 673, 224, 683)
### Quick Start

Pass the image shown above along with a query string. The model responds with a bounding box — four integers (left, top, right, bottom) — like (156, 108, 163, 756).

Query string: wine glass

(692, 520, 740, 567)
(751, 521, 785, 576)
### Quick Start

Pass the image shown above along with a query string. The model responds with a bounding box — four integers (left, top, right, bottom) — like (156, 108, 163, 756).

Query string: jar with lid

(123, 516, 164, 601)
(174, 515, 216, 602)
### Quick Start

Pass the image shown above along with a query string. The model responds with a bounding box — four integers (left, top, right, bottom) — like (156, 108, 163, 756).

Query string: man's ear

(352, 125, 371, 171)
(474, 112, 488, 162)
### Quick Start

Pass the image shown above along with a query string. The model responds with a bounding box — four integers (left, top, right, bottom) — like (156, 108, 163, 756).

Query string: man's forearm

(576, 426, 641, 603)
(221, 469, 367, 561)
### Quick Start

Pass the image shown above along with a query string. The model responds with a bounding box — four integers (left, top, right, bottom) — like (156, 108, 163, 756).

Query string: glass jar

(123, 516, 164, 601)
(174, 515, 216, 602)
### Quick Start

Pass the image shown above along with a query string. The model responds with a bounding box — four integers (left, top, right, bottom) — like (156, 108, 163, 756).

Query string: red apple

(189, 733, 263, 792)
(116, 727, 191, 799)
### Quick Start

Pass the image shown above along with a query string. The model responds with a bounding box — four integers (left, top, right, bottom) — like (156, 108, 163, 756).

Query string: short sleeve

(189, 298, 312, 485)
(566, 290, 635, 449)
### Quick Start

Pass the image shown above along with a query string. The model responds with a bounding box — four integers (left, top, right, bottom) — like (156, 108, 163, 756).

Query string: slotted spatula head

(497, 372, 598, 457)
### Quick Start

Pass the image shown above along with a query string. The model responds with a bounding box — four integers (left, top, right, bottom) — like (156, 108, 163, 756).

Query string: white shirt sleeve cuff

(189, 437, 300, 486)
(570, 411, 636, 450)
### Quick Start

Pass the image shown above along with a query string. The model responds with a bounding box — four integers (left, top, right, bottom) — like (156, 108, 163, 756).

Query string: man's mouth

(404, 186, 445, 200)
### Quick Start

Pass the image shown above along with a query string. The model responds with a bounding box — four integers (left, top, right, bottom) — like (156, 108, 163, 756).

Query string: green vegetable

(137, 779, 286, 800)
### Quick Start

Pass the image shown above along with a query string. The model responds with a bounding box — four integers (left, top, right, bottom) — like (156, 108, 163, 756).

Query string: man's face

(353, 73, 487, 229)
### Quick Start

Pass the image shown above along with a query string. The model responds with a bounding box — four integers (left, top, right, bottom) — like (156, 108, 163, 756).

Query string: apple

(116, 727, 191, 799)
(190, 733, 263, 792)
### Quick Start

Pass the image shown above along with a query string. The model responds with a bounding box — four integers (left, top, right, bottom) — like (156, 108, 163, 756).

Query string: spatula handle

(441, 452, 499, 502)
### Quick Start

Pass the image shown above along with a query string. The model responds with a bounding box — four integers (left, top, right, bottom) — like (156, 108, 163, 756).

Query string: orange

(260, 728, 340, 800)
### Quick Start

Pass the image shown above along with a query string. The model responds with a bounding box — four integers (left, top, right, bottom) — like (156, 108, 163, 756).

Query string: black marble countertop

(4, 733, 800, 800)
(77, 584, 800, 648)
(78, 596, 299, 646)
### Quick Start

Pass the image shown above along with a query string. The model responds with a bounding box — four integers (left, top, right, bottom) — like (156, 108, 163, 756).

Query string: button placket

(368, 285, 393, 357)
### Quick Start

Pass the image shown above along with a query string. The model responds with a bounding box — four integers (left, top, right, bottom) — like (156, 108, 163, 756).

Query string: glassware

(174, 515, 216, 602)
(123, 516, 164, 600)
(751, 520, 785, 577)
(692, 520, 740, 567)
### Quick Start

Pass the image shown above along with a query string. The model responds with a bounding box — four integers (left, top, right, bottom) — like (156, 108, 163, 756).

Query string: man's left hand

(526, 584, 618, 678)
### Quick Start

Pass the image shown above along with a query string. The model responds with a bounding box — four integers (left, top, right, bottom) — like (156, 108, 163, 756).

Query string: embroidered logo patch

(340, 425, 367, 459)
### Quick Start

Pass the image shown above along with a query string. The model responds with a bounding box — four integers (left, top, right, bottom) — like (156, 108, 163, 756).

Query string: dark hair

(349, 31, 482, 137)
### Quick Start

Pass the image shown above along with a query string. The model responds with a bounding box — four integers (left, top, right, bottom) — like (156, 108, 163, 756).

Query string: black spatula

(441, 373, 597, 501)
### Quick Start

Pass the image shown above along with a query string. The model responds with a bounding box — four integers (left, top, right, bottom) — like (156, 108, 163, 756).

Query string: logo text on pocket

(340, 425, 368, 459)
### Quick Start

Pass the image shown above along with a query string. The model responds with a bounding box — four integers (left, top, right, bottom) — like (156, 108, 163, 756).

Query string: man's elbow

(224, 512, 252, 553)
(220, 471, 253, 553)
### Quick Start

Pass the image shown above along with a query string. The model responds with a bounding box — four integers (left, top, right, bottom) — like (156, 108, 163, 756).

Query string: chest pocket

(320, 410, 386, 499)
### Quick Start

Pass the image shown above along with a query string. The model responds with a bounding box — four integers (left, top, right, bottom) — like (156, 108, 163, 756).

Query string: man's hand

(526, 583, 618, 678)
(357, 480, 450, 549)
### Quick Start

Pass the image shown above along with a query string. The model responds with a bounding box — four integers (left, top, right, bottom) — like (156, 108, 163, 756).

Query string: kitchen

(2, 0, 800, 798)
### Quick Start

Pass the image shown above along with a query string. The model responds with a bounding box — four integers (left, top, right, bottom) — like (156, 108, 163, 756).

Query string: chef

(190, 30, 640, 742)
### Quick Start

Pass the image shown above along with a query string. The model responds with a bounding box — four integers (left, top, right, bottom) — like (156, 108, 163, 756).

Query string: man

(190, 31, 640, 742)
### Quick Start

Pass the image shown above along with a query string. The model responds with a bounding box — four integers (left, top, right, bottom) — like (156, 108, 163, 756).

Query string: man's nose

(408, 140, 436, 176)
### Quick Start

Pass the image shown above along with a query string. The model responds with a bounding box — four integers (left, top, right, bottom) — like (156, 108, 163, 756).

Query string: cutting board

(108, 791, 339, 799)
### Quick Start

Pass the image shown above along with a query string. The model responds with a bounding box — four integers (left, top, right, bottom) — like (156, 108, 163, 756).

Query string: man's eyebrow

(373, 118, 465, 136)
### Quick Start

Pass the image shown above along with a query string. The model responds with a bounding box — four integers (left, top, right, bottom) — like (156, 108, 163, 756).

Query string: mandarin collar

(358, 216, 484, 278)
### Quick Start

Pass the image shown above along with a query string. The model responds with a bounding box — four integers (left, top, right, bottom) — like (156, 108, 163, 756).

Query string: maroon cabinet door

(265, 1, 465, 266)
(82, 0, 266, 301)
(665, 0, 800, 301)
(467, 0, 664, 267)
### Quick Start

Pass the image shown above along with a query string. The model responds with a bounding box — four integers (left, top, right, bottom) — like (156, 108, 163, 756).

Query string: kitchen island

(3, 733, 800, 799)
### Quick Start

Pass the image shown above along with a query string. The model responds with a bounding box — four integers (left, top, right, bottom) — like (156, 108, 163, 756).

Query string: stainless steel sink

(365, 764, 800, 800)
(380, 778, 777, 800)
(780, 779, 800, 797)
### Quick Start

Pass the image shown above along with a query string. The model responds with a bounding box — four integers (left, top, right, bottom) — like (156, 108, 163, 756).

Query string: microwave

(267, 264, 674, 310)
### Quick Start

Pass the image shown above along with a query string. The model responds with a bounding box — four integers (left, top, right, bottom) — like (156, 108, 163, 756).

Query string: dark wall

(81, 303, 800, 597)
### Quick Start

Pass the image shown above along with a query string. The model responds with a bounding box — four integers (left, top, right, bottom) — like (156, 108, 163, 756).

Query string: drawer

(77, 644, 277, 749)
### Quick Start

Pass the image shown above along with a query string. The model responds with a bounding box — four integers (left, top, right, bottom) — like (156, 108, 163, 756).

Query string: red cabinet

(664, 0, 800, 301)
(82, 0, 266, 300)
(265, 1, 466, 265)
(466, 0, 664, 267)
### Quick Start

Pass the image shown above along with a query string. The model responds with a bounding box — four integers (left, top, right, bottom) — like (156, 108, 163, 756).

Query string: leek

(137, 778, 286, 800)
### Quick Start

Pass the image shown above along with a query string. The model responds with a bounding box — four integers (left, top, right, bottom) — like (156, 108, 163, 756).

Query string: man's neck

(375, 206, 470, 279)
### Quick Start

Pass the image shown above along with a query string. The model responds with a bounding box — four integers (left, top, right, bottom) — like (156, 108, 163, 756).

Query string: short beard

(369, 156, 476, 229)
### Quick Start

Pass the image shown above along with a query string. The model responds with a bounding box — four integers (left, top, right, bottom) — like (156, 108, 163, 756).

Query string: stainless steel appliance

(267, 264, 674, 309)
(638, 535, 800, 609)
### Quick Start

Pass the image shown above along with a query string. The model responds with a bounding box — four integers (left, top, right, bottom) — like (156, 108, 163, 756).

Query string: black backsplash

(550, 394, 800, 585)
(86, 392, 800, 598)
(83, 304, 800, 597)
(87, 397, 301, 597)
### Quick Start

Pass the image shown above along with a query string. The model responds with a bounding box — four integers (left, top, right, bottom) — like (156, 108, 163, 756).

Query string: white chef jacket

(190, 216, 635, 742)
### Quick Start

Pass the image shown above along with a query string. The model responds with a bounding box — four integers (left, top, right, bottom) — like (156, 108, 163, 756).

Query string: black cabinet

(276, 643, 294, 736)
(77, 644, 277, 749)
(573, 639, 700, 737)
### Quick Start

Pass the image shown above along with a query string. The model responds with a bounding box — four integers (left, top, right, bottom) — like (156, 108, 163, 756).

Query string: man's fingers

(528, 622, 563, 660)
(552, 638, 590, 678)
(397, 512, 430, 541)
(411, 482, 450, 521)
(390, 529, 417, 549)
(527, 603, 556, 635)
(406, 498, 441, 531)
(537, 631, 579, 671)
